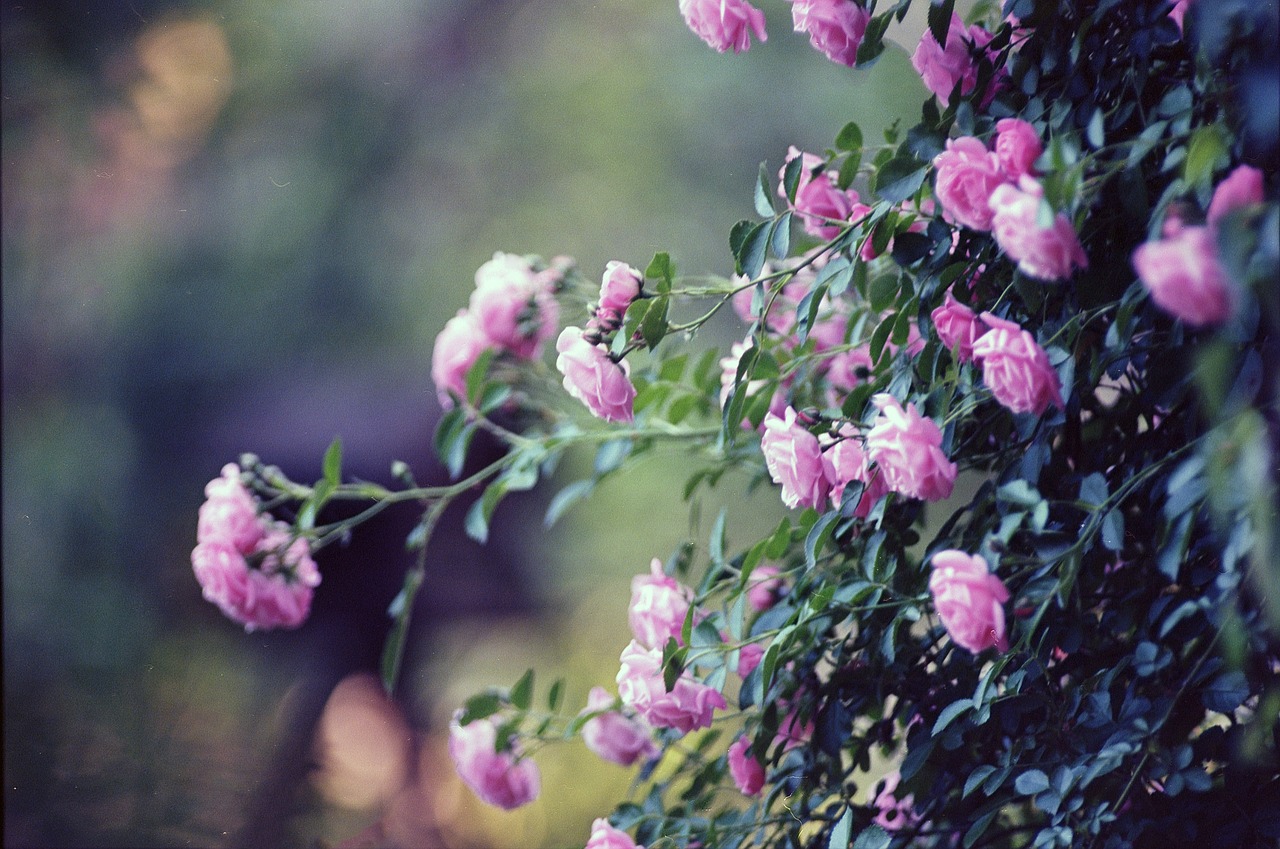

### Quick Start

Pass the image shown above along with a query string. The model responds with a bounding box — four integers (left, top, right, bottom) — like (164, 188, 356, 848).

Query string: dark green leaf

(1015, 769, 1051, 795)
(546, 678, 564, 711)
(853, 825, 891, 849)
(928, 0, 956, 48)
(755, 164, 777, 218)
(641, 294, 670, 349)
(835, 121, 863, 152)
(828, 807, 852, 849)
(457, 691, 504, 726)
(510, 668, 534, 711)
(874, 156, 928, 204)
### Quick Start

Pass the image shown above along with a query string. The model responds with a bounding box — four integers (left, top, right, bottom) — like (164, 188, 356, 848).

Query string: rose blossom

(197, 463, 263, 552)
(746, 565, 784, 612)
(738, 641, 765, 677)
(994, 118, 1043, 181)
(555, 327, 637, 422)
(728, 735, 766, 796)
(930, 290, 983, 363)
(826, 343, 875, 393)
(821, 426, 888, 518)
(873, 771, 920, 831)
(788, 0, 870, 67)
(585, 817, 644, 849)
(678, 0, 767, 54)
(1207, 165, 1264, 227)
(629, 558, 695, 649)
(865, 395, 957, 502)
(448, 714, 540, 809)
(780, 146, 856, 239)
(911, 13, 994, 107)
(988, 177, 1089, 280)
(1169, 0, 1193, 32)
(580, 686, 659, 767)
(928, 550, 1010, 653)
(616, 640, 727, 734)
(469, 252, 558, 359)
(760, 406, 834, 511)
(595, 260, 643, 329)
(1131, 224, 1233, 326)
(431, 309, 490, 408)
(971, 313, 1064, 416)
(933, 136, 1005, 231)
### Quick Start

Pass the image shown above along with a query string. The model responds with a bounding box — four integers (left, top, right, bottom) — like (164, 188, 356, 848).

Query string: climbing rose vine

(190, 1, 1279, 847)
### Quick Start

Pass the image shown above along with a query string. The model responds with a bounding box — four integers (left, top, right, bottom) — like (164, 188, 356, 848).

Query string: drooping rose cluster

(971, 313, 1064, 416)
(928, 550, 1010, 654)
(447, 713, 541, 810)
(779, 146, 859, 239)
(678, 0, 767, 54)
(629, 558, 697, 649)
(555, 326, 637, 423)
(191, 463, 321, 632)
(788, 0, 870, 68)
(616, 640, 727, 734)
(579, 686, 659, 767)
(911, 12, 997, 107)
(865, 395, 957, 502)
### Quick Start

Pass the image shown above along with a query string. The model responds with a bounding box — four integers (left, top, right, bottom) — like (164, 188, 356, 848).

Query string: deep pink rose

(746, 565, 784, 612)
(971, 313, 1064, 415)
(988, 177, 1089, 280)
(821, 425, 887, 517)
(761, 406, 834, 510)
(431, 309, 490, 408)
(585, 817, 644, 849)
(873, 771, 920, 831)
(580, 686, 659, 767)
(994, 118, 1043, 181)
(629, 558, 696, 649)
(1207, 165, 1264, 227)
(1132, 224, 1233, 326)
(728, 735, 766, 796)
(555, 327, 636, 422)
(930, 290, 983, 363)
(788, 0, 870, 67)
(781, 146, 856, 239)
(933, 136, 1005, 231)
(616, 640, 727, 734)
(679, 0, 767, 54)
(737, 641, 765, 677)
(865, 394, 956, 502)
(469, 252, 559, 359)
(448, 714, 540, 810)
(911, 13, 994, 107)
(596, 260, 643, 328)
(929, 550, 1010, 653)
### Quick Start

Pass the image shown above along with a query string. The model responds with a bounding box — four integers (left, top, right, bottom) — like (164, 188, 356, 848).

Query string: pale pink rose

(930, 290, 983, 363)
(1132, 224, 1233, 326)
(911, 14, 995, 107)
(469, 252, 559, 359)
(580, 687, 659, 767)
(781, 146, 856, 239)
(933, 136, 1005, 231)
(629, 558, 696, 649)
(596, 261, 644, 328)
(994, 118, 1042, 181)
(616, 640, 727, 734)
(737, 641, 765, 677)
(1206, 165, 1264, 227)
(788, 0, 870, 67)
(746, 565, 784, 612)
(826, 344, 875, 393)
(448, 714, 540, 810)
(760, 407, 834, 511)
(431, 309, 491, 408)
(679, 0, 767, 54)
(555, 327, 636, 422)
(988, 177, 1089, 280)
(197, 463, 262, 552)
(865, 394, 957, 502)
(727, 735, 766, 796)
(971, 313, 1064, 415)
(585, 817, 644, 849)
(873, 771, 920, 831)
(928, 550, 1010, 653)
(822, 426, 888, 518)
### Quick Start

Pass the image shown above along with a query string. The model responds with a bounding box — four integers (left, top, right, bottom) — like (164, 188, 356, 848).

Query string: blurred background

(1, 1, 923, 846)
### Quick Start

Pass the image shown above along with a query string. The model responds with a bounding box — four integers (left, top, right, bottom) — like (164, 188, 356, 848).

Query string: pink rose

(781, 147, 856, 239)
(933, 136, 1005, 231)
(469, 252, 559, 359)
(616, 640, 727, 734)
(746, 565, 784, 612)
(775, 702, 814, 751)
(596, 261, 644, 330)
(873, 771, 920, 831)
(988, 177, 1089, 280)
(629, 558, 696, 649)
(448, 714, 541, 810)
(585, 817, 644, 849)
(197, 463, 263, 552)
(821, 426, 887, 518)
(1169, 0, 1192, 32)
(971, 313, 1064, 415)
(788, 0, 870, 67)
(760, 406, 834, 511)
(930, 290, 983, 363)
(555, 327, 637, 422)
(865, 394, 957, 502)
(826, 344, 875, 393)
(911, 14, 995, 107)
(929, 550, 1010, 653)
(580, 687, 659, 767)
(993, 118, 1042, 181)
(727, 735, 766, 796)
(1207, 165, 1264, 227)
(678, 0, 767, 54)
(431, 309, 490, 408)
(1132, 224, 1233, 326)
(738, 641, 765, 677)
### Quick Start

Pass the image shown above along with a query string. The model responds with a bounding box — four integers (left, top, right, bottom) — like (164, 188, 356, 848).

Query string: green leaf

(755, 163, 777, 217)
(457, 691, 504, 726)
(641, 294, 670, 349)
(662, 637, 687, 692)
(1184, 125, 1229, 190)
(546, 678, 564, 711)
(828, 807, 852, 849)
(464, 348, 496, 406)
(509, 668, 534, 711)
(322, 437, 343, 488)
(804, 510, 839, 569)
(933, 698, 973, 736)
(868, 273, 899, 313)
(1015, 769, 1051, 795)
(782, 153, 805, 203)
(965, 765, 997, 798)
(928, 0, 956, 48)
(869, 312, 897, 365)
(835, 121, 863, 152)
(873, 156, 928, 204)
(853, 825, 891, 849)
(963, 808, 1000, 848)
(646, 251, 675, 294)
(1086, 107, 1105, 149)
(735, 221, 771, 278)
